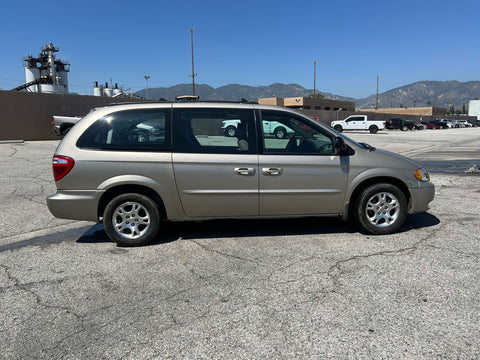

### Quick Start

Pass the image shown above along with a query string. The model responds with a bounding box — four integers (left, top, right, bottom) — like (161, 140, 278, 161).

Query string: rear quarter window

(76, 109, 171, 151)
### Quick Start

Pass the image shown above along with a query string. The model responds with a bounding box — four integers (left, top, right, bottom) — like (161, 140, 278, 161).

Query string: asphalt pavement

(0, 128, 479, 359)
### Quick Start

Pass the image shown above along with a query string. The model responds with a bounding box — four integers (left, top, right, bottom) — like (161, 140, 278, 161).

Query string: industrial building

(259, 97, 355, 111)
(258, 97, 356, 124)
(13, 42, 70, 94)
(361, 107, 447, 117)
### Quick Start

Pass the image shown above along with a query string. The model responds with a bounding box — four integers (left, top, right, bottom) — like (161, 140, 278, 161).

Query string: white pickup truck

(52, 115, 82, 135)
(331, 115, 385, 134)
(222, 119, 295, 139)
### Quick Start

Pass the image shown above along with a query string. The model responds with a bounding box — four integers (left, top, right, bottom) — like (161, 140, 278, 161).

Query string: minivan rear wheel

(104, 193, 160, 246)
(353, 183, 407, 235)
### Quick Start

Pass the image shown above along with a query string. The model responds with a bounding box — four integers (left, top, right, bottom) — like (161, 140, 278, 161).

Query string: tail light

(52, 155, 75, 182)
(51, 117, 54, 126)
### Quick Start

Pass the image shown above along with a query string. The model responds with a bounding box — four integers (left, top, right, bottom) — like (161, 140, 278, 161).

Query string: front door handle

(235, 167, 255, 176)
(262, 167, 283, 176)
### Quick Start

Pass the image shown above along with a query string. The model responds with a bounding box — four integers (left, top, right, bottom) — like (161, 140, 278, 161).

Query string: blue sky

(1, 0, 479, 98)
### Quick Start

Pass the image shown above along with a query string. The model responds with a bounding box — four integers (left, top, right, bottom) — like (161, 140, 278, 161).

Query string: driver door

(258, 110, 349, 216)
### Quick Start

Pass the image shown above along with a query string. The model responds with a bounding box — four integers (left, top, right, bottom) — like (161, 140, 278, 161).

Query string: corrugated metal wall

(0, 91, 146, 141)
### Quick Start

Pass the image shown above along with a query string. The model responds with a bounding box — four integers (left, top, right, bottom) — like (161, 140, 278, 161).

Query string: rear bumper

(47, 190, 104, 221)
(409, 183, 435, 214)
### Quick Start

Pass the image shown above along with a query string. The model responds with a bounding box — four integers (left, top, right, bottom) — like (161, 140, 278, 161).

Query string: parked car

(431, 120, 449, 129)
(459, 120, 473, 127)
(421, 121, 442, 129)
(222, 119, 295, 139)
(385, 118, 417, 131)
(437, 119, 454, 128)
(331, 115, 386, 134)
(412, 121, 426, 130)
(47, 102, 434, 246)
(52, 115, 83, 135)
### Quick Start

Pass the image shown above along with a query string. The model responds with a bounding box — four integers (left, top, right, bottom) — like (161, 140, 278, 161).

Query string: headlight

(414, 168, 430, 182)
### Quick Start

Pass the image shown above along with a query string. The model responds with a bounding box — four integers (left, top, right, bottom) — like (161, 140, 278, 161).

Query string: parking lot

(1, 128, 479, 359)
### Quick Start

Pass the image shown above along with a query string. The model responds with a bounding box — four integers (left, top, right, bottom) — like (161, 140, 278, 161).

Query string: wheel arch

(60, 123, 74, 135)
(98, 184, 167, 221)
(347, 176, 411, 218)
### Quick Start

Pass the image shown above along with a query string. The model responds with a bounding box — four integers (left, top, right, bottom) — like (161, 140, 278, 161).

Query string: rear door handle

(262, 167, 283, 176)
(235, 167, 255, 176)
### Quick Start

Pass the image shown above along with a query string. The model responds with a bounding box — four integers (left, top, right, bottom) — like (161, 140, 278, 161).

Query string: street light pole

(375, 75, 379, 110)
(187, 28, 197, 96)
(144, 75, 150, 99)
(313, 61, 317, 97)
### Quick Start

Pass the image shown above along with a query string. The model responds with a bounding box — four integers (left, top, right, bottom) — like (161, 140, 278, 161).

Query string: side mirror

(335, 137, 348, 154)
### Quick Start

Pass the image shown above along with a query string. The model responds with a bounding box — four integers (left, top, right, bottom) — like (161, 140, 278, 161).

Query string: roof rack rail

(102, 99, 259, 107)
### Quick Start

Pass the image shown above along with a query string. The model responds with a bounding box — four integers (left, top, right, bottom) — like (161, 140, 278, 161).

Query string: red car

(421, 121, 441, 129)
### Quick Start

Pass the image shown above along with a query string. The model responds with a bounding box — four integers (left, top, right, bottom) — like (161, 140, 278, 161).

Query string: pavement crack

(327, 221, 446, 284)
(5, 146, 18, 158)
(0, 263, 83, 321)
(424, 244, 480, 258)
(189, 239, 264, 266)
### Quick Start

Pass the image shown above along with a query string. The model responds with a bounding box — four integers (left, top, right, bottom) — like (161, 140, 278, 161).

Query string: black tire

(369, 125, 378, 134)
(274, 127, 287, 139)
(128, 131, 149, 143)
(103, 193, 160, 246)
(334, 125, 343, 132)
(353, 183, 407, 235)
(62, 126, 72, 135)
(225, 126, 237, 137)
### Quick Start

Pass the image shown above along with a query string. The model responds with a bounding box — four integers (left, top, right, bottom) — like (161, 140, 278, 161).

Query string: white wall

(468, 100, 480, 119)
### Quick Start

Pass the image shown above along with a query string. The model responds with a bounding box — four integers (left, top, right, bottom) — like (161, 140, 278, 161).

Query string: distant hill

(135, 83, 355, 102)
(135, 81, 480, 110)
(356, 81, 480, 109)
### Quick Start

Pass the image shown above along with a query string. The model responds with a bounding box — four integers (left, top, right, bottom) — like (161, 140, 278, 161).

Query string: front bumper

(409, 182, 435, 214)
(47, 190, 104, 222)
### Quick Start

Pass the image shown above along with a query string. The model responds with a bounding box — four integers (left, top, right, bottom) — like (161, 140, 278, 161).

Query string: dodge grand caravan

(47, 102, 435, 246)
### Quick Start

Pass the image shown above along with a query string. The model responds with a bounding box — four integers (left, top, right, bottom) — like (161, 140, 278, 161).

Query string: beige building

(259, 97, 356, 112)
(361, 107, 447, 116)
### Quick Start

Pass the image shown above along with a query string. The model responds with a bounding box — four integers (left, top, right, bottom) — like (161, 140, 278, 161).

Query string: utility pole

(144, 75, 150, 99)
(313, 61, 317, 97)
(187, 28, 197, 96)
(375, 75, 379, 110)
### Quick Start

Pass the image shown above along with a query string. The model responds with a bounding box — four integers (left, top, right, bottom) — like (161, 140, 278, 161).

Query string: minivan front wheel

(353, 183, 407, 235)
(104, 193, 160, 246)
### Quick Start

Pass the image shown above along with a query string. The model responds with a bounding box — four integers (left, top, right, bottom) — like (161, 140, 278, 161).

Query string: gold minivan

(48, 102, 434, 246)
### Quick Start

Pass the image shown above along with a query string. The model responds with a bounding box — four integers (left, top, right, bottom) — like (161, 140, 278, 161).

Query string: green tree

(309, 93, 324, 99)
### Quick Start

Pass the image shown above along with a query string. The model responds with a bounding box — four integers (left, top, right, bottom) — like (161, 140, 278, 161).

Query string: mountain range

(135, 81, 480, 109)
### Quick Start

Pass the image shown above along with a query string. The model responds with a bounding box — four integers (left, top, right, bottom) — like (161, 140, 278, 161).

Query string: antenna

(187, 28, 197, 96)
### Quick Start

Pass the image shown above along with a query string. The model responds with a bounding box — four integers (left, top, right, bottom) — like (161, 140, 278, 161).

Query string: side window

(261, 110, 334, 155)
(77, 109, 170, 150)
(347, 116, 363, 122)
(172, 108, 256, 154)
